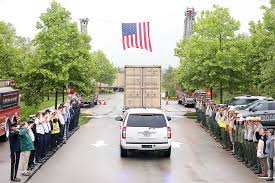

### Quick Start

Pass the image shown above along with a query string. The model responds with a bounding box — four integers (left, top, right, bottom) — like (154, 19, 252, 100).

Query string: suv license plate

(142, 145, 152, 148)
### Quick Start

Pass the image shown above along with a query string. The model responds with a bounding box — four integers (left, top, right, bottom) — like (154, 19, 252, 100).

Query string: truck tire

(0, 122, 9, 142)
(164, 147, 171, 158)
(120, 145, 128, 157)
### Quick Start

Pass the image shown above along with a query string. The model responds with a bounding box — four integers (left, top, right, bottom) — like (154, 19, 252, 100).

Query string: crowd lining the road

(195, 99, 275, 182)
(9, 98, 81, 182)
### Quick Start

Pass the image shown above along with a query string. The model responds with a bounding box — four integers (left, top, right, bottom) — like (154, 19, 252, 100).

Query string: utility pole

(184, 7, 196, 41)
(79, 18, 89, 33)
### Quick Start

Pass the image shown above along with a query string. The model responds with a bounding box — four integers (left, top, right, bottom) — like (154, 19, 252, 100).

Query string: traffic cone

(104, 100, 107, 105)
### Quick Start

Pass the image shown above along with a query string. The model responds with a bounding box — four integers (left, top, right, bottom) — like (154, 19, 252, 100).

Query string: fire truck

(0, 80, 20, 142)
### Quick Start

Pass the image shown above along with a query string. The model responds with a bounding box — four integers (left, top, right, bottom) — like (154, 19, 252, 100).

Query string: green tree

(175, 5, 249, 103)
(257, 4, 275, 97)
(29, 1, 96, 107)
(0, 22, 19, 79)
(93, 50, 116, 86)
(163, 66, 177, 97)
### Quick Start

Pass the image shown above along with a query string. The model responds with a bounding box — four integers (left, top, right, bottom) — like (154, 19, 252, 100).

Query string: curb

(23, 127, 80, 183)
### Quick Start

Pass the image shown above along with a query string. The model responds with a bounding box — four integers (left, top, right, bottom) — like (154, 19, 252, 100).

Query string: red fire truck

(0, 80, 20, 142)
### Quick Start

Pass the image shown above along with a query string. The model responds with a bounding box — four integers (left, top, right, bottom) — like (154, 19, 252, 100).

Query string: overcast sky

(0, 0, 270, 68)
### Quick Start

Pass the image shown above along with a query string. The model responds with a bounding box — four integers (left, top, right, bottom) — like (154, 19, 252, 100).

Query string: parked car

(237, 100, 275, 128)
(116, 108, 172, 158)
(79, 94, 98, 108)
(227, 96, 270, 109)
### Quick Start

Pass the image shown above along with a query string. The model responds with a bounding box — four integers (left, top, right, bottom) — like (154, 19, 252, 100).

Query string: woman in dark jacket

(19, 122, 35, 176)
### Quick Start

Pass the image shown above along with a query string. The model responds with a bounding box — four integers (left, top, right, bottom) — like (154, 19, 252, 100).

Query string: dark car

(238, 100, 275, 128)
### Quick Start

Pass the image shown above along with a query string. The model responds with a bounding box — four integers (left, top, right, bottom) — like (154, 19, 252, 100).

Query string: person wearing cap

(9, 122, 21, 182)
(246, 117, 255, 168)
(243, 117, 250, 166)
(265, 129, 275, 181)
(257, 127, 268, 178)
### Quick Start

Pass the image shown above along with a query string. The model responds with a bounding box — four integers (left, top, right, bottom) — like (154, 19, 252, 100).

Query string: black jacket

(9, 130, 21, 153)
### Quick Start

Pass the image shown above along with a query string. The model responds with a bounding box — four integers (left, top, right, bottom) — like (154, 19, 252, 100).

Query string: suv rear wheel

(120, 145, 128, 157)
(164, 147, 171, 158)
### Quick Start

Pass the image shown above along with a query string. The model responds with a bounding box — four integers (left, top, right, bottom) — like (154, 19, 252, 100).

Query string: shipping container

(124, 65, 161, 109)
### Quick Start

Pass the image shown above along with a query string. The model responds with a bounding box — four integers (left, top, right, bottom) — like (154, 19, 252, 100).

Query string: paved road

(0, 137, 10, 182)
(2, 93, 265, 183)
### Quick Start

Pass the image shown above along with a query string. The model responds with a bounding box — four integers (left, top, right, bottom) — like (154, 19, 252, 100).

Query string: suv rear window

(126, 114, 167, 128)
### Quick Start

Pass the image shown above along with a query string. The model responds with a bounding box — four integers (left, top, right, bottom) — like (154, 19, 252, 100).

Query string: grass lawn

(183, 112, 197, 120)
(79, 113, 92, 126)
(183, 112, 197, 116)
(20, 96, 67, 121)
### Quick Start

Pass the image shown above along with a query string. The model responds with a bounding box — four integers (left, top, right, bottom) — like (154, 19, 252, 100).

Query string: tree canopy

(175, 2, 275, 101)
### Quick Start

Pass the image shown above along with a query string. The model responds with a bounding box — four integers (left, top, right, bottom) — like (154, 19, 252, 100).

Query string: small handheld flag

(121, 22, 152, 52)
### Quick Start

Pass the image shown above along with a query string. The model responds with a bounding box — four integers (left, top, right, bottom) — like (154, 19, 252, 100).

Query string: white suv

(116, 108, 172, 158)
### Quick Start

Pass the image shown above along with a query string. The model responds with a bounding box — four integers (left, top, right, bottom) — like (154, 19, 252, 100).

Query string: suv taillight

(167, 127, 171, 139)
(122, 127, 126, 139)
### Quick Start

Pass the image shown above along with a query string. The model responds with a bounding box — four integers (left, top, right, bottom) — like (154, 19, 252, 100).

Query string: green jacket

(19, 128, 34, 152)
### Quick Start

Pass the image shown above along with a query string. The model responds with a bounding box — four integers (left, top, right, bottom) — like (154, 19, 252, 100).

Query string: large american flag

(122, 22, 152, 52)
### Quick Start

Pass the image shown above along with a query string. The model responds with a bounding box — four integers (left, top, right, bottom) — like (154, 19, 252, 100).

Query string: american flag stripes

(122, 22, 152, 52)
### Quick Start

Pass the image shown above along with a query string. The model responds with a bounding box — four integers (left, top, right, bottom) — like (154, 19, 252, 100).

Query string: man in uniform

(9, 122, 21, 182)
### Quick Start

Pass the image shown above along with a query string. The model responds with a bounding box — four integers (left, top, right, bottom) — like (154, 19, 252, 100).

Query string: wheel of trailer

(120, 145, 128, 157)
(0, 121, 10, 142)
(164, 147, 171, 158)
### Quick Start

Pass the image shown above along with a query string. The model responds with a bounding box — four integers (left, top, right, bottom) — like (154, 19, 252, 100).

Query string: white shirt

(42, 122, 49, 133)
(247, 124, 254, 141)
(257, 139, 267, 158)
(28, 128, 35, 142)
(58, 111, 65, 125)
(35, 118, 45, 135)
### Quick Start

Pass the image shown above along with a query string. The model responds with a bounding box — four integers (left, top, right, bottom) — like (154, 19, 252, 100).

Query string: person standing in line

(257, 127, 268, 178)
(51, 112, 61, 150)
(19, 122, 35, 176)
(253, 117, 263, 174)
(246, 117, 255, 168)
(195, 98, 200, 123)
(41, 112, 50, 160)
(45, 110, 52, 155)
(266, 129, 275, 181)
(27, 119, 36, 171)
(237, 117, 245, 162)
(9, 122, 21, 182)
(65, 102, 71, 140)
(62, 105, 68, 143)
(34, 112, 45, 163)
(57, 106, 65, 145)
